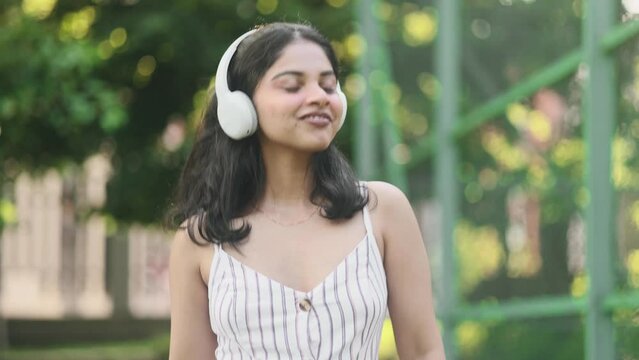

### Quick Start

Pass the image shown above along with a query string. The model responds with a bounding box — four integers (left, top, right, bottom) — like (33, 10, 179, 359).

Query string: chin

(262, 125, 337, 148)
(298, 141, 332, 153)
(307, 136, 336, 152)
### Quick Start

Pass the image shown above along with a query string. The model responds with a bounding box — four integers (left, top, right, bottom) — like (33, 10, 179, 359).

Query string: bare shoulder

(171, 226, 201, 259)
(169, 221, 218, 358)
(365, 181, 412, 214)
(364, 181, 415, 250)
(171, 220, 215, 286)
(172, 219, 210, 255)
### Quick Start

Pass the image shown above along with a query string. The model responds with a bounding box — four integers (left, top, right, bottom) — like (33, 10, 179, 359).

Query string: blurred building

(0, 153, 171, 321)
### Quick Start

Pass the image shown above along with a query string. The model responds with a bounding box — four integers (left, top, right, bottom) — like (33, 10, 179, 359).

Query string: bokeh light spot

(0, 200, 18, 225)
(59, 6, 96, 40)
(109, 27, 127, 48)
(326, 0, 347, 8)
(256, 0, 277, 15)
(464, 182, 483, 203)
(570, 274, 588, 297)
(417, 72, 439, 99)
(392, 143, 411, 165)
(344, 33, 367, 60)
(97, 40, 113, 59)
(457, 321, 488, 356)
(478, 168, 498, 190)
(551, 139, 583, 167)
(136, 55, 157, 77)
(455, 221, 505, 293)
(22, 0, 57, 19)
(344, 73, 366, 101)
(506, 102, 528, 129)
(471, 18, 491, 39)
(375, 2, 395, 22)
(627, 249, 639, 287)
(402, 10, 436, 46)
(527, 110, 552, 143)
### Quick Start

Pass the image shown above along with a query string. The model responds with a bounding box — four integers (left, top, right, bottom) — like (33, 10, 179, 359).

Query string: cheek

(256, 96, 302, 121)
(331, 98, 344, 120)
(255, 100, 298, 131)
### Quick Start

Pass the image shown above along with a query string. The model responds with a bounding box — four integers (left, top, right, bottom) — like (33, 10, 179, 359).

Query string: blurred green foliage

(0, 8, 126, 169)
(459, 318, 584, 360)
(0, 0, 354, 223)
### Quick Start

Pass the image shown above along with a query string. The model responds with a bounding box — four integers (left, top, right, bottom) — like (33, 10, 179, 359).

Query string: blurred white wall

(0, 153, 171, 319)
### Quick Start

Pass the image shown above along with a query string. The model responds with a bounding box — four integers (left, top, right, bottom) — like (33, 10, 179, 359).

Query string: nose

(305, 83, 330, 106)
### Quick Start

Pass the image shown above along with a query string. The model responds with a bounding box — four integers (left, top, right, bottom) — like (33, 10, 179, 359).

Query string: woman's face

(252, 39, 344, 153)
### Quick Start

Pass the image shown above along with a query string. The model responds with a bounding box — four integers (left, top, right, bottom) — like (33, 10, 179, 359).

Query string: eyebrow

(271, 70, 336, 80)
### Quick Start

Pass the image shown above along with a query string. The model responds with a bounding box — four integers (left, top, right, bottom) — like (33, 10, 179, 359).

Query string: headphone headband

(214, 29, 257, 101)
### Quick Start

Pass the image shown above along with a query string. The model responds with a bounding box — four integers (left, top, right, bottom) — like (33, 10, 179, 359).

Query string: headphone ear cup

(214, 29, 258, 140)
(217, 91, 258, 140)
(336, 84, 347, 130)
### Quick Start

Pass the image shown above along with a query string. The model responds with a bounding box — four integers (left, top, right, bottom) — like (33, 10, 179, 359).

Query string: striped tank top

(207, 204, 388, 359)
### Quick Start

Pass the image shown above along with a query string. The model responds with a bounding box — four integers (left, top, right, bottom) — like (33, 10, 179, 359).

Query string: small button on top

(298, 298, 312, 312)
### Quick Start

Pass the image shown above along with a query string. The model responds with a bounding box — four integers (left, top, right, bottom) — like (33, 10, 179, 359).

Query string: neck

(258, 145, 316, 211)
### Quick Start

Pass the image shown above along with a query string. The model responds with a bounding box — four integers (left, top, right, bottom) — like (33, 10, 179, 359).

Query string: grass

(1, 333, 169, 360)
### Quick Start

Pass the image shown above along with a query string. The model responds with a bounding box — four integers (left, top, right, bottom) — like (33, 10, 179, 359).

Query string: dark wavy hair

(167, 22, 368, 246)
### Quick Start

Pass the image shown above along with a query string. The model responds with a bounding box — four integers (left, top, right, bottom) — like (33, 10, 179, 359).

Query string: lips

(300, 111, 332, 121)
(299, 111, 332, 122)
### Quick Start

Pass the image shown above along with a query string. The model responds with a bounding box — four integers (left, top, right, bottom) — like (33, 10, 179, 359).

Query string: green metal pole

(434, 0, 461, 358)
(409, 48, 581, 169)
(454, 50, 581, 139)
(455, 295, 587, 322)
(604, 290, 639, 311)
(355, 0, 407, 191)
(583, 0, 617, 359)
(601, 19, 639, 53)
(353, 1, 379, 180)
(369, 10, 407, 192)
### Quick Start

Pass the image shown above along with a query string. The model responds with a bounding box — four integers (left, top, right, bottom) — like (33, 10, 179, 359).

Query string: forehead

(265, 39, 334, 76)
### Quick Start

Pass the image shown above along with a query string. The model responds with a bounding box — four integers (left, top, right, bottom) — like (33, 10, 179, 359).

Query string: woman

(168, 22, 445, 359)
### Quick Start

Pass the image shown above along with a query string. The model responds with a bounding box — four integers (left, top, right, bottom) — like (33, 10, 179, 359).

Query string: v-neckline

(218, 233, 369, 296)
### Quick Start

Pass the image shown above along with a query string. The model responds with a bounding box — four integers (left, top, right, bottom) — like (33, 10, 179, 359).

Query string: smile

(300, 113, 332, 126)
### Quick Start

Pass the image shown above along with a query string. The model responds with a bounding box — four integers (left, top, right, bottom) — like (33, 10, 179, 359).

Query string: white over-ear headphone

(215, 29, 348, 140)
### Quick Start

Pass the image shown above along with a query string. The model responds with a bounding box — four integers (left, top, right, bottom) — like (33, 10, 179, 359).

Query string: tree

(0, 0, 354, 225)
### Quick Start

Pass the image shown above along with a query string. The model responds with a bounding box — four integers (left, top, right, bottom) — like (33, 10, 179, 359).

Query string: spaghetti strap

(207, 242, 224, 300)
(359, 181, 374, 235)
(362, 204, 374, 236)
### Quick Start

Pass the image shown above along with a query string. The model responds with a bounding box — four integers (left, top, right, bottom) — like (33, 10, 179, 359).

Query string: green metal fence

(354, 0, 639, 359)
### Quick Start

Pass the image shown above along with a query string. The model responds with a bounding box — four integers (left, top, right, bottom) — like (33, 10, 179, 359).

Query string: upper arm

(169, 229, 218, 360)
(369, 181, 445, 359)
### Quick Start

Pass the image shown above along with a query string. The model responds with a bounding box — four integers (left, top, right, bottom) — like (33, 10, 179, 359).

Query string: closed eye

(284, 85, 334, 94)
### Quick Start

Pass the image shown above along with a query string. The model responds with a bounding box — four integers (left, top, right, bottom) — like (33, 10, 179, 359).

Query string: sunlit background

(1, 0, 639, 359)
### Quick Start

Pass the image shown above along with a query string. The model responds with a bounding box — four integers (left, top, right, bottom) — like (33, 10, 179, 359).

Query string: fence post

(583, 0, 618, 359)
(108, 228, 130, 319)
(435, 0, 462, 358)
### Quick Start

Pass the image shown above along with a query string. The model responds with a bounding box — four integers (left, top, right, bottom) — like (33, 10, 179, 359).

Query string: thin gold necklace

(255, 205, 320, 227)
